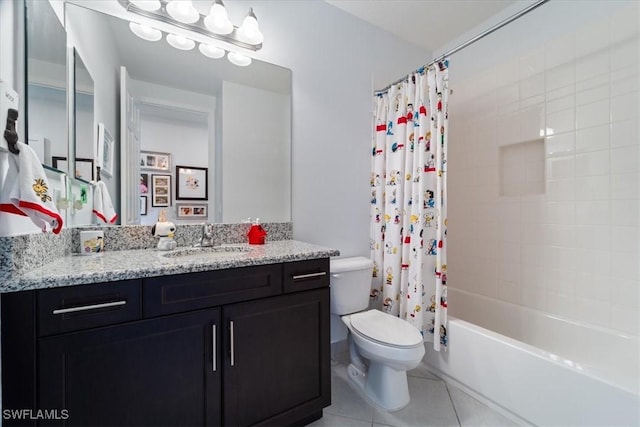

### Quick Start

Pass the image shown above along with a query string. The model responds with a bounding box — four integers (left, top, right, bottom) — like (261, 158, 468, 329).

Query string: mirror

(25, 0, 67, 172)
(63, 2, 292, 226)
(73, 49, 95, 182)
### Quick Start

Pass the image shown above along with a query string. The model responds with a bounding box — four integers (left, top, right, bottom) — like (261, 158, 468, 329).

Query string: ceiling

(326, 0, 519, 53)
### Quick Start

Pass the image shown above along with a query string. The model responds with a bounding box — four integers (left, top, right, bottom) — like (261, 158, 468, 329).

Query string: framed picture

(176, 165, 208, 200)
(97, 123, 114, 177)
(52, 157, 94, 181)
(176, 203, 208, 219)
(151, 174, 171, 207)
(140, 173, 149, 195)
(141, 150, 171, 172)
(140, 196, 148, 216)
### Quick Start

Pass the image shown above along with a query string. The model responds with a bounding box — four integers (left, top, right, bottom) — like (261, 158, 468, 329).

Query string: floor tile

(324, 364, 375, 422)
(308, 412, 373, 427)
(447, 385, 519, 427)
(407, 360, 440, 381)
(372, 377, 459, 427)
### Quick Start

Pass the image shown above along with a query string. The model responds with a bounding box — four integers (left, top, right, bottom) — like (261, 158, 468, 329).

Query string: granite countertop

(1, 240, 340, 293)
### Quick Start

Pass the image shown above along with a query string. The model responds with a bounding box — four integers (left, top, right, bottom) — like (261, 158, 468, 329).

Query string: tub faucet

(199, 223, 216, 247)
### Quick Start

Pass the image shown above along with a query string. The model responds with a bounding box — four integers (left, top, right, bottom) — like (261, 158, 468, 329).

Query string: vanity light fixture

(236, 8, 263, 45)
(227, 51, 251, 67)
(130, 0, 161, 12)
(199, 43, 225, 59)
(166, 33, 196, 50)
(119, 0, 263, 67)
(166, 0, 199, 24)
(129, 22, 162, 41)
(204, 0, 233, 35)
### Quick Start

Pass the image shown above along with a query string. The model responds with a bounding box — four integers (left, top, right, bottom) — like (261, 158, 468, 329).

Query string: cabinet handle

(291, 272, 327, 281)
(212, 324, 217, 372)
(52, 300, 126, 315)
(230, 321, 235, 367)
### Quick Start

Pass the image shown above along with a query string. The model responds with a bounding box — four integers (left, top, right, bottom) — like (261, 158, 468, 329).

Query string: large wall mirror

(64, 1, 292, 226)
(25, 0, 67, 172)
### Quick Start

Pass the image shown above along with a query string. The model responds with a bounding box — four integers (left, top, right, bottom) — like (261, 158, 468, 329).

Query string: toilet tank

(329, 257, 373, 315)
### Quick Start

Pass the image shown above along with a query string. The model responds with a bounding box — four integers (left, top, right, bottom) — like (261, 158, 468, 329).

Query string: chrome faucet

(199, 223, 216, 247)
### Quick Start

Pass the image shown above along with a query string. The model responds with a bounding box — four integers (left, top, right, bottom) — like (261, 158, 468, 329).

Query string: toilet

(330, 257, 425, 411)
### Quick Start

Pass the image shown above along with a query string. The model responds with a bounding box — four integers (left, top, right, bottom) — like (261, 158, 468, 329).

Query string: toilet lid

(350, 310, 423, 347)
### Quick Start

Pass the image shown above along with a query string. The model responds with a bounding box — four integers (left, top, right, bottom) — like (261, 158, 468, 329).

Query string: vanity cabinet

(1, 259, 331, 427)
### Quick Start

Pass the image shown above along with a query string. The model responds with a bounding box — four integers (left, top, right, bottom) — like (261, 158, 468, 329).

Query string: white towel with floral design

(0, 141, 63, 233)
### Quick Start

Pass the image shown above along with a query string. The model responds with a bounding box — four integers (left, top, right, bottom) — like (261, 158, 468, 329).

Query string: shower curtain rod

(374, 0, 550, 94)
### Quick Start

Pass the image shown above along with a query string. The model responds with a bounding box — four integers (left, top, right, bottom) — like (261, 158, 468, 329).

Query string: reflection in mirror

(65, 2, 291, 226)
(73, 49, 95, 182)
(25, 0, 67, 172)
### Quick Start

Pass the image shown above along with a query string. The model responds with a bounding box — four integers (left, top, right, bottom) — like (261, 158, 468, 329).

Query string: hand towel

(93, 180, 117, 224)
(0, 141, 63, 233)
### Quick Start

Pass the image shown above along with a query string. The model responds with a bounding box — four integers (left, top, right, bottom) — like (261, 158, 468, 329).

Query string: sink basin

(161, 246, 251, 259)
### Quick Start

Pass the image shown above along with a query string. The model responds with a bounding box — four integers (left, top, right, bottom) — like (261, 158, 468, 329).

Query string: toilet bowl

(342, 309, 425, 411)
(329, 257, 425, 411)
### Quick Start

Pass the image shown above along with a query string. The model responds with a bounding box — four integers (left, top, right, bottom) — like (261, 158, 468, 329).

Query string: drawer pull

(52, 300, 127, 315)
(230, 321, 235, 367)
(212, 324, 217, 372)
(291, 272, 327, 281)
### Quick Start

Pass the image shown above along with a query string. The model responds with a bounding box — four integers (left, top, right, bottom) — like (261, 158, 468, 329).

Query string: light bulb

(130, 0, 161, 11)
(204, 0, 233, 35)
(199, 44, 225, 59)
(227, 52, 251, 67)
(166, 33, 195, 50)
(237, 8, 263, 45)
(166, 0, 199, 24)
(129, 22, 162, 42)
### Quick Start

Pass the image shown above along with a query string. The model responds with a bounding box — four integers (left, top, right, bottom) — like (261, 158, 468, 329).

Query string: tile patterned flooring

(309, 354, 520, 427)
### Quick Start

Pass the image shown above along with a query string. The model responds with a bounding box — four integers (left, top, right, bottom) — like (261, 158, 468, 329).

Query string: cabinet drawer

(143, 264, 282, 317)
(283, 258, 330, 293)
(37, 280, 141, 336)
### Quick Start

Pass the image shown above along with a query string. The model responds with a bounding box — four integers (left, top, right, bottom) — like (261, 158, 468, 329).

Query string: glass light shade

(227, 52, 251, 67)
(166, 0, 199, 24)
(130, 0, 161, 11)
(204, 2, 233, 35)
(166, 33, 196, 50)
(129, 22, 162, 42)
(199, 44, 225, 59)
(237, 8, 263, 45)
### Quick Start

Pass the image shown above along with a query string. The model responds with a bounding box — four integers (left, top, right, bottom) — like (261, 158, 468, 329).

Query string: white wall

(222, 81, 290, 223)
(445, 1, 639, 340)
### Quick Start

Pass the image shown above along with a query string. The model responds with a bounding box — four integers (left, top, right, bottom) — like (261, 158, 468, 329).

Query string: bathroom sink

(161, 246, 251, 259)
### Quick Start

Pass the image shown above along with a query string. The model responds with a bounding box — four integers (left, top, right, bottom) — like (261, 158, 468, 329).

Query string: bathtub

(423, 288, 639, 426)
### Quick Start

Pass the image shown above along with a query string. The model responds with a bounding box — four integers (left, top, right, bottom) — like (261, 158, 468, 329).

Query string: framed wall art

(151, 174, 171, 207)
(140, 173, 149, 195)
(141, 150, 171, 172)
(176, 203, 208, 219)
(176, 165, 208, 200)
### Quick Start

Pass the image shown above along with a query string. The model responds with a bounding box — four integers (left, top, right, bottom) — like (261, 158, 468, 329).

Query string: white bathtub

(424, 289, 639, 426)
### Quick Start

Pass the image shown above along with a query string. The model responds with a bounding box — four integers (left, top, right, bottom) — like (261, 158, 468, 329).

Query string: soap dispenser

(247, 218, 267, 245)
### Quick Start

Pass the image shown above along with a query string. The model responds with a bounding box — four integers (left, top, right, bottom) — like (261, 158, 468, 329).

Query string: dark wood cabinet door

(38, 309, 221, 427)
(223, 288, 330, 427)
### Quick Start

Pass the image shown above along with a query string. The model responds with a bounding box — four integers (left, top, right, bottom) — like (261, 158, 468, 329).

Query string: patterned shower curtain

(370, 62, 449, 350)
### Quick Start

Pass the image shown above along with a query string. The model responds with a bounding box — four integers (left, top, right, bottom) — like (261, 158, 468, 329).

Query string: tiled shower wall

(447, 3, 639, 337)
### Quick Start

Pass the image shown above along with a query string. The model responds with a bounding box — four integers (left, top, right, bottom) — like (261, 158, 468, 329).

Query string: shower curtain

(370, 62, 449, 350)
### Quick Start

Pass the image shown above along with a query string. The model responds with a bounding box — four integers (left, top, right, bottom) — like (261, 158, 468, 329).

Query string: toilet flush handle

(331, 273, 341, 278)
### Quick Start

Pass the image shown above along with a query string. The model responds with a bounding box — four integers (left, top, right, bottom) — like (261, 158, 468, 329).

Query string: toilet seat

(349, 310, 422, 348)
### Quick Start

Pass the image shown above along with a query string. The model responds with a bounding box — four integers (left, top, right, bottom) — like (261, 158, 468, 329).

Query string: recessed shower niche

(499, 138, 545, 197)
